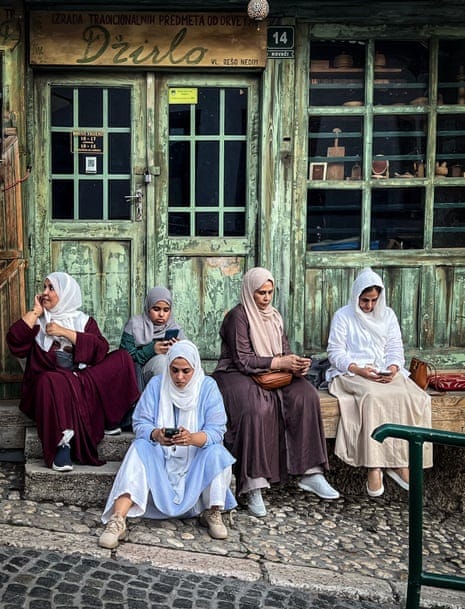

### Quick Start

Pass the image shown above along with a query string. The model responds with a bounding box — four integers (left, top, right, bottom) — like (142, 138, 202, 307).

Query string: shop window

(50, 86, 131, 221)
(307, 38, 465, 251)
(168, 86, 247, 237)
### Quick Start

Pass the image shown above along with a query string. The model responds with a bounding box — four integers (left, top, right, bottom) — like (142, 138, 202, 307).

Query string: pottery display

(333, 52, 353, 68)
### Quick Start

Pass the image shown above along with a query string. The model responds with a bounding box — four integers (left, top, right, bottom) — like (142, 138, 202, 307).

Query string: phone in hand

(378, 369, 393, 376)
(164, 427, 180, 438)
(164, 328, 179, 341)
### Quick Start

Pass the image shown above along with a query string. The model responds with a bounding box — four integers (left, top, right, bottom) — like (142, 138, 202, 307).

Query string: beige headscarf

(240, 267, 284, 357)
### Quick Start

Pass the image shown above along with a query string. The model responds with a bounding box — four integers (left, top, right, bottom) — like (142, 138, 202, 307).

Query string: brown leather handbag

(251, 370, 293, 390)
(409, 357, 435, 390)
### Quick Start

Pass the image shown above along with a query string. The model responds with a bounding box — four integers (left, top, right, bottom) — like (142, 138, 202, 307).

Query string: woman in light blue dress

(99, 340, 236, 548)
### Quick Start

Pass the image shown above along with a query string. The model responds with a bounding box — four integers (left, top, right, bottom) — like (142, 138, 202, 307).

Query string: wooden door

(32, 74, 148, 349)
(148, 74, 260, 365)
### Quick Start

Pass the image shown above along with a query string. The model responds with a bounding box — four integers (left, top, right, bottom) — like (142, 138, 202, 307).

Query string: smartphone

(164, 427, 180, 438)
(164, 328, 179, 341)
(378, 369, 393, 376)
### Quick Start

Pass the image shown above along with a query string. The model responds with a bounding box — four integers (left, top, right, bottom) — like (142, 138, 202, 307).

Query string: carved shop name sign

(30, 11, 267, 68)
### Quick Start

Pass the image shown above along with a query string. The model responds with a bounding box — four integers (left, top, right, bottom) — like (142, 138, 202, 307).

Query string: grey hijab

(123, 286, 184, 346)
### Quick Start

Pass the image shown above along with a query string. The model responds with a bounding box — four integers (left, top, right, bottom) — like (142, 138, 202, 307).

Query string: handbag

(409, 357, 435, 390)
(428, 373, 465, 392)
(251, 370, 293, 390)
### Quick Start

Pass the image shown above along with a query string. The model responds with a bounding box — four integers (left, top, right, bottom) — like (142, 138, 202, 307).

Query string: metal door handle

(124, 189, 143, 222)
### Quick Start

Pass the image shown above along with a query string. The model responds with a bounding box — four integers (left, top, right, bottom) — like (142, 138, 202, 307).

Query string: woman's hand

(154, 338, 178, 355)
(276, 354, 311, 376)
(349, 363, 397, 383)
(45, 323, 77, 345)
(23, 295, 44, 328)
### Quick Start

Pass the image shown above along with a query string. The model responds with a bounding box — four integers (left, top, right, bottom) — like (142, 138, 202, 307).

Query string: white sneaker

(245, 488, 267, 517)
(298, 474, 340, 499)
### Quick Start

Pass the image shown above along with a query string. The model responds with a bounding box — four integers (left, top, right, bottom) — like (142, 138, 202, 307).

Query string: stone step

(24, 460, 119, 507)
(0, 400, 33, 451)
(24, 427, 133, 462)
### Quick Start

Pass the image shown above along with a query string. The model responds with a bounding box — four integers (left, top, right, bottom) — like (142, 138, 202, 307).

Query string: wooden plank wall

(0, 135, 27, 393)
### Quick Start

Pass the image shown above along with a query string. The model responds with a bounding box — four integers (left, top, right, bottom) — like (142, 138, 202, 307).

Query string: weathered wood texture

(0, 135, 27, 392)
(304, 265, 465, 368)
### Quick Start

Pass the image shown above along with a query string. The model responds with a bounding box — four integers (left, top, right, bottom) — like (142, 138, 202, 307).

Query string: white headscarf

(157, 339, 205, 431)
(35, 272, 89, 351)
(240, 267, 284, 357)
(349, 267, 387, 363)
(123, 286, 183, 346)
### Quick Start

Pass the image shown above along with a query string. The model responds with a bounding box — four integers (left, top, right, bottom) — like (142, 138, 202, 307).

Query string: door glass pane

(52, 181, 74, 219)
(78, 88, 103, 127)
(196, 212, 219, 236)
(169, 212, 190, 236)
(371, 187, 425, 249)
(196, 89, 219, 135)
(168, 86, 248, 237)
(169, 142, 190, 206)
(51, 87, 73, 127)
(169, 104, 190, 135)
(195, 142, 219, 206)
(51, 132, 73, 173)
(108, 89, 130, 127)
(307, 189, 362, 250)
(79, 181, 103, 219)
(109, 180, 131, 220)
(224, 142, 246, 205)
(109, 133, 131, 173)
(225, 88, 247, 134)
(436, 115, 465, 175)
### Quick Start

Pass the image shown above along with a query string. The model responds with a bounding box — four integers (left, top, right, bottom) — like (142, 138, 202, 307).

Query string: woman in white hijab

(121, 286, 187, 388)
(326, 267, 433, 497)
(7, 272, 139, 472)
(99, 340, 236, 548)
(213, 267, 339, 519)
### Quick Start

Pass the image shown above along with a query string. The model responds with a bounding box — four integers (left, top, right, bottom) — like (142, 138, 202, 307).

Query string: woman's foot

(52, 444, 73, 472)
(386, 468, 409, 491)
(298, 474, 340, 499)
(243, 488, 267, 517)
(199, 508, 228, 539)
(98, 513, 127, 549)
(367, 469, 384, 497)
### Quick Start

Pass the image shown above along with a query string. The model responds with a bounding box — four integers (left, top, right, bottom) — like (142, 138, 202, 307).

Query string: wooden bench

(318, 389, 465, 438)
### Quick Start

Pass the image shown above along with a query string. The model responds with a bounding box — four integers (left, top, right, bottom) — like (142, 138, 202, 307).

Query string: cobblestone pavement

(0, 461, 464, 608)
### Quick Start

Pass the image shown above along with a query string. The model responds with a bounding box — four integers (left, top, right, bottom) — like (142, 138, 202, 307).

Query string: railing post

(406, 437, 424, 609)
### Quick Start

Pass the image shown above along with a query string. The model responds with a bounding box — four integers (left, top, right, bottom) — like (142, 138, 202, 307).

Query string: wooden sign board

(29, 11, 267, 68)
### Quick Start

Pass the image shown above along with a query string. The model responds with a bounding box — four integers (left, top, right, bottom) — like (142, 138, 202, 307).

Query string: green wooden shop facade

(2, 0, 465, 395)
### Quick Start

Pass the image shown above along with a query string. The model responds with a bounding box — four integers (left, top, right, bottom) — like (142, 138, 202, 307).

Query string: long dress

(101, 374, 236, 522)
(7, 317, 140, 467)
(212, 304, 328, 496)
(327, 303, 433, 468)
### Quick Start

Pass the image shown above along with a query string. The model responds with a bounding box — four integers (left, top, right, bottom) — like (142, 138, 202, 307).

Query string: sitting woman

(99, 340, 236, 548)
(212, 267, 339, 518)
(326, 267, 433, 497)
(6, 272, 139, 472)
(120, 286, 186, 389)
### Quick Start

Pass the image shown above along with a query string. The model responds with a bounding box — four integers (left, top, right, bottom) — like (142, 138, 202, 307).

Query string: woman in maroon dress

(212, 267, 339, 517)
(7, 272, 139, 472)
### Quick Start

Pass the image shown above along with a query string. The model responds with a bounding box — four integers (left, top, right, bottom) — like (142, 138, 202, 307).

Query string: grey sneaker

(298, 474, 340, 500)
(245, 488, 267, 517)
(199, 509, 228, 539)
(98, 514, 127, 549)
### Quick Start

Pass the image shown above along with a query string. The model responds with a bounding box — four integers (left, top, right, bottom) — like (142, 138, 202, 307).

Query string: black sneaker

(52, 444, 73, 472)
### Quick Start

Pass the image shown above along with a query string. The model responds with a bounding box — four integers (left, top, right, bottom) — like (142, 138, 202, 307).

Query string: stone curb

(1, 523, 464, 608)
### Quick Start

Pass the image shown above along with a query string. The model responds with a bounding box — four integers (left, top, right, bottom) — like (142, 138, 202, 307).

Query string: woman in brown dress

(212, 267, 339, 517)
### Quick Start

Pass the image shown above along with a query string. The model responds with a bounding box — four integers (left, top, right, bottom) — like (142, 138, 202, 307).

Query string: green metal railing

(372, 424, 465, 609)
